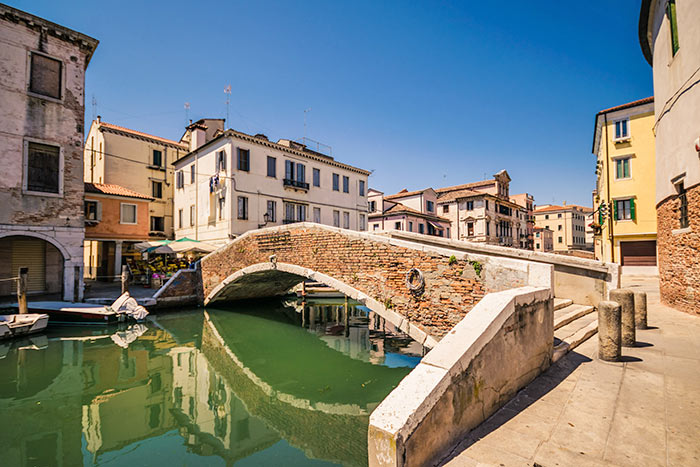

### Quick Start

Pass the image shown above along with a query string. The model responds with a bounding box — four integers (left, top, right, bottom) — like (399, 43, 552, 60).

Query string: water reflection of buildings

(293, 299, 425, 366)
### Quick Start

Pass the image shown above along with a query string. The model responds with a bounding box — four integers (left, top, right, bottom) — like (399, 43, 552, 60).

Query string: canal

(0, 298, 423, 466)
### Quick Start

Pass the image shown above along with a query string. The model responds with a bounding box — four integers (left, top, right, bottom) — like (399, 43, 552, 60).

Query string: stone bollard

(634, 291, 648, 329)
(598, 300, 622, 361)
(610, 289, 635, 347)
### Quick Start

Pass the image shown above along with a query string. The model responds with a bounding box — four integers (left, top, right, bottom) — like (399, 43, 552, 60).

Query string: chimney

(96, 115, 101, 123)
(187, 120, 208, 151)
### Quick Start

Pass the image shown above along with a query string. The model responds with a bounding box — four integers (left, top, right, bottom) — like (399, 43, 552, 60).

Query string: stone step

(554, 304, 595, 330)
(552, 312, 598, 363)
(553, 298, 573, 311)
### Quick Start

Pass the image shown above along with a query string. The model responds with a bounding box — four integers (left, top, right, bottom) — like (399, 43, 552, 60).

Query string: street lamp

(258, 212, 270, 229)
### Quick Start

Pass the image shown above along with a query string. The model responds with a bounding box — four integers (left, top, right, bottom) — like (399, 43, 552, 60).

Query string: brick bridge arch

(200, 223, 488, 344)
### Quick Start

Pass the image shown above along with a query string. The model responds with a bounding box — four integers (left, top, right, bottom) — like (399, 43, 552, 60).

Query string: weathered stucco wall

(368, 287, 553, 467)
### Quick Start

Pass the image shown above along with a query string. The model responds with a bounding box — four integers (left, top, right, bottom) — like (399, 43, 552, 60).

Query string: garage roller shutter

(620, 240, 657, 266)
(11, 238, 46, 293)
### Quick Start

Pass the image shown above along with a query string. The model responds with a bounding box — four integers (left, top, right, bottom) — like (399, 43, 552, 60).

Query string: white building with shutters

(172, 120, 371, 245)
(0, 4, 98, 301)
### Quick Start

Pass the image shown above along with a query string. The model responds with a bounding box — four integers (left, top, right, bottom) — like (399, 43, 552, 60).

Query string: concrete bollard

(610, 289, 635, 347)
(598, 300, 621, 361)
(634, 291, 648, 329)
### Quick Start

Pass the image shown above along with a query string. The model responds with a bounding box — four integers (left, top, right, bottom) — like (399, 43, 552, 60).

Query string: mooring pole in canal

(301, 280, 306, 297)
(17, 267, 28, 314)
(344, 296, 350, 337)
(121, 265, 129, 295)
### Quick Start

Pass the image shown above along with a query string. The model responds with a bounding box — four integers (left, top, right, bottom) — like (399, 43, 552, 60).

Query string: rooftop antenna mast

(91, 95, 97, 121)
(184, 102, 190, 126)
(224, 84, 232, 128)
(304, 107, 311, 139)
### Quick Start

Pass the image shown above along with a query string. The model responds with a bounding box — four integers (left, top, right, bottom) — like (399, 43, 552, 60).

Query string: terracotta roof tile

(85, 182, 153, 200)
(98, 121, 188, 149)
(597, 97, 654, 115)
(435, 179, 496, 194)
(370, 202, 449, 222)
(384, 188, 429, 200)
(436, 188, 481, 202)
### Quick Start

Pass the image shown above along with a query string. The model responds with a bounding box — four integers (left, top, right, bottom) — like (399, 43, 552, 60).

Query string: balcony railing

(283, 218, 298, 225)
(283, 179, 310, 190)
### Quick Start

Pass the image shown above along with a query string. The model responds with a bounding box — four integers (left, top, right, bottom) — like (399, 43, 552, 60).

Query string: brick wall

(201, 226, 487, 337)
(657, 183, 700, 315)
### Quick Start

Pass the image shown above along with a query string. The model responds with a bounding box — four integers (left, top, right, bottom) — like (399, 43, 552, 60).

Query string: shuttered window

(26, 142, 60, 193)
(667, 0, 680, 56)
(614, 199, 635, 221)
(29, 53, 62, 99)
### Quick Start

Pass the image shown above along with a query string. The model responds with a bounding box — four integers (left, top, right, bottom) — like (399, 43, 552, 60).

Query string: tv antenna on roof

(91, 95, 97, 121)
(184, 102, 190, 126)
(304, 108, 311, 139)
(224, 84, 232, 127)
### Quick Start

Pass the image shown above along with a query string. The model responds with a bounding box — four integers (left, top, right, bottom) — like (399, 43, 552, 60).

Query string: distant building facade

(437, 171, 529, 248)
(368, 188, 450, 236)
(172, 121, 370, 245)
(534, 204, 590, 252)
(592, 97, 657, 267)
(533, 227, 553, 252)
(0, 4, 98, 300)
(510, 192, 535, 250)
(83, 183, 153, 280)
(640, 0, 700, 313)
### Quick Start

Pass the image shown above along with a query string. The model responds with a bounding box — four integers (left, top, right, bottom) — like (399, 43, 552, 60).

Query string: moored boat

(0, 313, 49, 339)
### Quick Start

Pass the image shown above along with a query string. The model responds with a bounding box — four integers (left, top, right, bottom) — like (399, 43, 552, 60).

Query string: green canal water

(0, 298, 423, 466)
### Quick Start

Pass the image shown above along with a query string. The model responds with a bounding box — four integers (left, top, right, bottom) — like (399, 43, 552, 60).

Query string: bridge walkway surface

(439, 276, 700, 467)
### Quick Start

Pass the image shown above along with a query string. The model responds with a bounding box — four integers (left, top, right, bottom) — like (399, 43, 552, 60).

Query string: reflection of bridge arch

(206, 262, 437, 349)
(200, 309, 412, 467)
(201, 224, 489, 343)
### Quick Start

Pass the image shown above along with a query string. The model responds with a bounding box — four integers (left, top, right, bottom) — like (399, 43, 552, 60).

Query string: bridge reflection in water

(0, 298, 422, 466)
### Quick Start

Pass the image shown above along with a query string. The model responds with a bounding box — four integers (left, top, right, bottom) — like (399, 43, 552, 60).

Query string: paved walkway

(441, 276, 700, 467)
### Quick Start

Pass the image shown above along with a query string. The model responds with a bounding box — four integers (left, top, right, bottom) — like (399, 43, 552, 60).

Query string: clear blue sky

(11, 0, 652, 207)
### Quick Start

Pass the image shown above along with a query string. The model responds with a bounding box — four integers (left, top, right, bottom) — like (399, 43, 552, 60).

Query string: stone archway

(0, 234, 65, 298)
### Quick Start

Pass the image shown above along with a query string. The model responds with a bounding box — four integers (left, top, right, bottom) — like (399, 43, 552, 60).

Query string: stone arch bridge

(199, 223, 553, 346)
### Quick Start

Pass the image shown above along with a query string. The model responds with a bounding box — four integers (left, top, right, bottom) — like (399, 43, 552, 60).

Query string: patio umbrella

(152, 241, 217, 254)
(134, 239, 172, 252)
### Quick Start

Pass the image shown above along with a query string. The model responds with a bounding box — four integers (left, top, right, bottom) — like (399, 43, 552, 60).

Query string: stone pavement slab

(440, 277, 700, 467)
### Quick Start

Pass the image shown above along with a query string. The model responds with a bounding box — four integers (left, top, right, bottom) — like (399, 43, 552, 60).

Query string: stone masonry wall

(657, 183, 700, 315)
(201, 225, 486, 337)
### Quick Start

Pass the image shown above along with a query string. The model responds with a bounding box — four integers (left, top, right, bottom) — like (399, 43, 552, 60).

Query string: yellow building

(592, 97, 657, 268)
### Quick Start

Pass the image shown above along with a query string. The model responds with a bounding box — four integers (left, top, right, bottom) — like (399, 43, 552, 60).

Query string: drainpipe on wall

(604, 113, 614, 263)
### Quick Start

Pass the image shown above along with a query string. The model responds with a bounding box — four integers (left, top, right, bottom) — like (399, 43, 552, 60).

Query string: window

(333, 210, 340, 227)
(615, 158, 630, 179)
(359, 180, 365, 197)
(467, 222, 474, 237)
(190, 205, 195, 226)
(343, 212, 350, 229)
(85, 200, 100, 221)
(486, 222, 490, 235)
(408, 221, 413, 232)
(678, 183, 689, 228)
(150, 216, 164, 232)
(395, 221, 402, 230)
(426, 200, 434, 212)
(369, 200, 376, 212)
(614, 198, 635, 221)
(419, 224, 425, 234)
(313, 207, 321, 223)
(360, 214, 367, 231)
(266, 156, 276, 177)
(237, 148, 250, 171)
(285, 160, 294, 180)
(26, 141, 60, 194)
(667, 0, 679, 56)
(216, 150, 226, 172)
(485, 201, 489, 210)
(536, 232, 540, 238)
(296, 163, 306, 183)
(297, 204, 307, 222)
(29, 52, 62, 99)
(466, 201, 474, 211)
(614, 119, 629, 140)
(218, 196, 225, 220)
(152, 150, 163, 167)
(176, 170, 184, 189)
(333, 173, 340, 191)
(237, 196, 248, 219)
(190, 165, 195, 183)
(342, 176, 349, 193)
(266, 200, 276, 222)
(313, 168, 320, 187)
(536, 243, 540, 249)
(152, 181, 163, 199)
(373, 224, 379, 230)
(558, 225, 562, 231)
(285, 203, 296, 223)
(545, 214, 549, 220)
(558, 236, 563, 243)
(443, 205, 449, 214)
(178, 209, 183, 228)
(447, 228, 450, 238)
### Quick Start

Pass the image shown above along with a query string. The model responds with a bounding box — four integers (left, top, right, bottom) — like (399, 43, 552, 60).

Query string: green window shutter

(630, 198, 636, 221)
(668, 0, 680, 56)
(614, 201, 619, 221)
(598, 210, 603, 224)
(616, 160, 621, 179)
